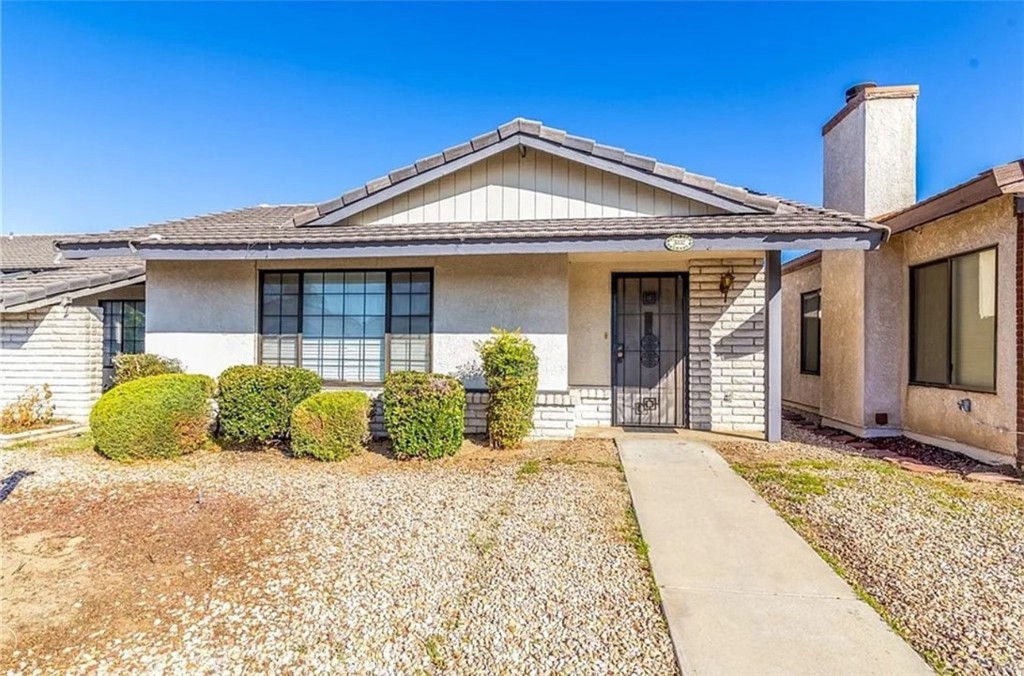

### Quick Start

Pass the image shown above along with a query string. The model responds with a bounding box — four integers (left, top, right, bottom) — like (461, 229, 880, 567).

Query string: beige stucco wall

(146, 260, 259, 377)
(823, 92, 916, 218)
(781, 260, 821, 413)
(862, 240, 905, 430)
(819, 250, 866, 430)
(898, 196, 1018, 459)
(147, 255, 570, 391)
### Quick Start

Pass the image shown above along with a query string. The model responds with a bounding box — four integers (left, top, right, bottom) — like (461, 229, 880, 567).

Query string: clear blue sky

(3, 2, 1023, 241)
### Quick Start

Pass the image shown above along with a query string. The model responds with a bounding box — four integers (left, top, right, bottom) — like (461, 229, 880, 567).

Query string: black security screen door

(612, 274, 688, 427)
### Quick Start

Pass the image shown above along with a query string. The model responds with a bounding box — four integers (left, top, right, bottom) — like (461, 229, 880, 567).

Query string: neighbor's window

(100, 300, 146, 367)
(910, 247, 997, 391)
(800, 290, 821, 375)
(259, 270, 432, 383)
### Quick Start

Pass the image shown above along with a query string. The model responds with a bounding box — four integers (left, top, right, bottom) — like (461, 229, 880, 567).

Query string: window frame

(257, 268, 434, 386)
(799, 289, 822, 376)
(100, 299, 146, 368)
(908, 245, 998, 394)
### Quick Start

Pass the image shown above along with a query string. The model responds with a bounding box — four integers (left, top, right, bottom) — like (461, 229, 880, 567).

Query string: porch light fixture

(719, 269, 735, 298)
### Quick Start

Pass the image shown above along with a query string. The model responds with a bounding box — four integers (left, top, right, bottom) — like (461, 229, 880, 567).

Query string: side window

(799, 290, 821, 375)
(910, 248, 996, 391)
(101, 300, 146, 367)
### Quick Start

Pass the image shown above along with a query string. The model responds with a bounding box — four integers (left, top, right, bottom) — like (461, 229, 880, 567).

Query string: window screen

(259, 270, 432, 383)
(800, 290, 821, 375)
(911, 248, 996, 391)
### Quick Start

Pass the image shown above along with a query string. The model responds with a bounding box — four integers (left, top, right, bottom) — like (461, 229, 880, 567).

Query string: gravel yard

(714, 421, 1024, 676)
(1, 435, 675, 674)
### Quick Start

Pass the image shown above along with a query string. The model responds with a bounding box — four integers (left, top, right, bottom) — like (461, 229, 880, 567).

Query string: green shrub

(382, 371, 465, 459)
(291, 391, 372, 461)
(476, 329, 539, 449)
(90, 374, 214, 462)
(216, 365, 322, 444)
(112, 353, 184, 386)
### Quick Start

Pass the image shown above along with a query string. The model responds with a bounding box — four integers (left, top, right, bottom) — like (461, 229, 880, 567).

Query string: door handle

(616, 344, 625, 362)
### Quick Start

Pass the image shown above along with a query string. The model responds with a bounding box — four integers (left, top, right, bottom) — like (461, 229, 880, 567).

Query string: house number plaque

(664, 234, 695, 252)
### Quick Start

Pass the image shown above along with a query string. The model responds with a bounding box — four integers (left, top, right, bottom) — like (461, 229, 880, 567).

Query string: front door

(612, 274, 688, 427)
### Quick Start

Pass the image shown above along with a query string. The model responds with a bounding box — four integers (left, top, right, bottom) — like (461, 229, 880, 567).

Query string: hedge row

(90, 338, 542, 462)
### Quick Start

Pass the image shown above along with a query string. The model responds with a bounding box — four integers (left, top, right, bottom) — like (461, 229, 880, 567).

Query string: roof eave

(57, 231, 884, 262)
(881, 159, 1024, 234)
(1, 272, 146, 313)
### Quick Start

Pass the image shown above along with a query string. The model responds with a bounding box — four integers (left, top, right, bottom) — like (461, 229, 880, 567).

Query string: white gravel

(717, 422, 1024, 676)
(1, 437, 676, 674)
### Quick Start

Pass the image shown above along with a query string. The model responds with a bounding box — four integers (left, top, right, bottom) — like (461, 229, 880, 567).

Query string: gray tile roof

(57, 207, 880, 250)
(1, 234, 66, 272)
(53, 119, 889, 254)
(289, 117, 790, 226)
(0, 235, 144, 312)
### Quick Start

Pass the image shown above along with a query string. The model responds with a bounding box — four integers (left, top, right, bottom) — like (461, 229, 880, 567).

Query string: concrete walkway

(618, 436, 932, 676)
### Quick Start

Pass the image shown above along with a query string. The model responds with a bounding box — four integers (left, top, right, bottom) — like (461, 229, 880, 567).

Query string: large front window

(259, 270, 432, 383)
(910, 248, 997, 391)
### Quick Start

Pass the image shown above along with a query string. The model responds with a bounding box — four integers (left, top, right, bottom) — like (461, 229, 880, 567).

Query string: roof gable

(295, 118, 789, 227)
(340, 146, 726, 226)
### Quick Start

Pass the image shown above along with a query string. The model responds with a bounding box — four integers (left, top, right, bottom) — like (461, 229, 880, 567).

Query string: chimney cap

(845, 82, 878, 103)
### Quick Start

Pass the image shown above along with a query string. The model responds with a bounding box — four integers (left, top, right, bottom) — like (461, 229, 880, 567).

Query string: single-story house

(0, 235, 146, 420)
(781, 82, 1023, 468)
(55, 108, 890, 439)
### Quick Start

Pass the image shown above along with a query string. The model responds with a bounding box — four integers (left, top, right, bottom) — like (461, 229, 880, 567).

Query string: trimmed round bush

(477, 329, 539, 448)
(291, 391, 372, 461)
(90, 373, 215, 462)
(217, 365, 322, 445)
(382, 371, 465, 459)
(112, 353, 184, 386)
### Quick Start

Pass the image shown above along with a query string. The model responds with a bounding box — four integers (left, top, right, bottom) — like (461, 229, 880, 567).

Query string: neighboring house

(0, 235, 146, 420)
(56, 115, 889, 440)
(782, 83, 1023, 468)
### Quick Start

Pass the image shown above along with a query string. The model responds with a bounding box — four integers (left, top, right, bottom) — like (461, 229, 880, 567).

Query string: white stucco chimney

(822, 83, 919, 218)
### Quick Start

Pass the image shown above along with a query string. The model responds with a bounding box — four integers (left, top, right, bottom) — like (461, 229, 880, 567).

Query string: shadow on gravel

(0, 470, 35, 503)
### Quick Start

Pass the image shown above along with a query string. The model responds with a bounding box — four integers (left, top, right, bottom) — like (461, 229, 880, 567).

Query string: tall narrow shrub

(477, 329, 539, 448)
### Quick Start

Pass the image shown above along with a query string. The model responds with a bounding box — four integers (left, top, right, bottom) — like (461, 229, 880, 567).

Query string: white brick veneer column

(688, 258, 766, 433)
(0, 306, 105, 422)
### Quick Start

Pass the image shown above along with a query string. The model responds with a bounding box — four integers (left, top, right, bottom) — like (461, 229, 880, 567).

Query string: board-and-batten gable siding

(342, 147, 725, 225)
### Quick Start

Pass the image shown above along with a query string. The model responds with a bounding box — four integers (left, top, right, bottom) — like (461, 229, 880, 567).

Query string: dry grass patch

(715, 423, 1024, 675)
(1, 433, 673, 674)
(1, 483, 282, 665)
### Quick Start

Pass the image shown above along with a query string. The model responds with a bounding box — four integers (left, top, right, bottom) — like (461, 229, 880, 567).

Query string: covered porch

(137, 247, 780, 440)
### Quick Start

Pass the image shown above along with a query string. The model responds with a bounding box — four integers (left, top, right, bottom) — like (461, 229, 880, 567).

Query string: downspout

(1015, 194, 1024, 474)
